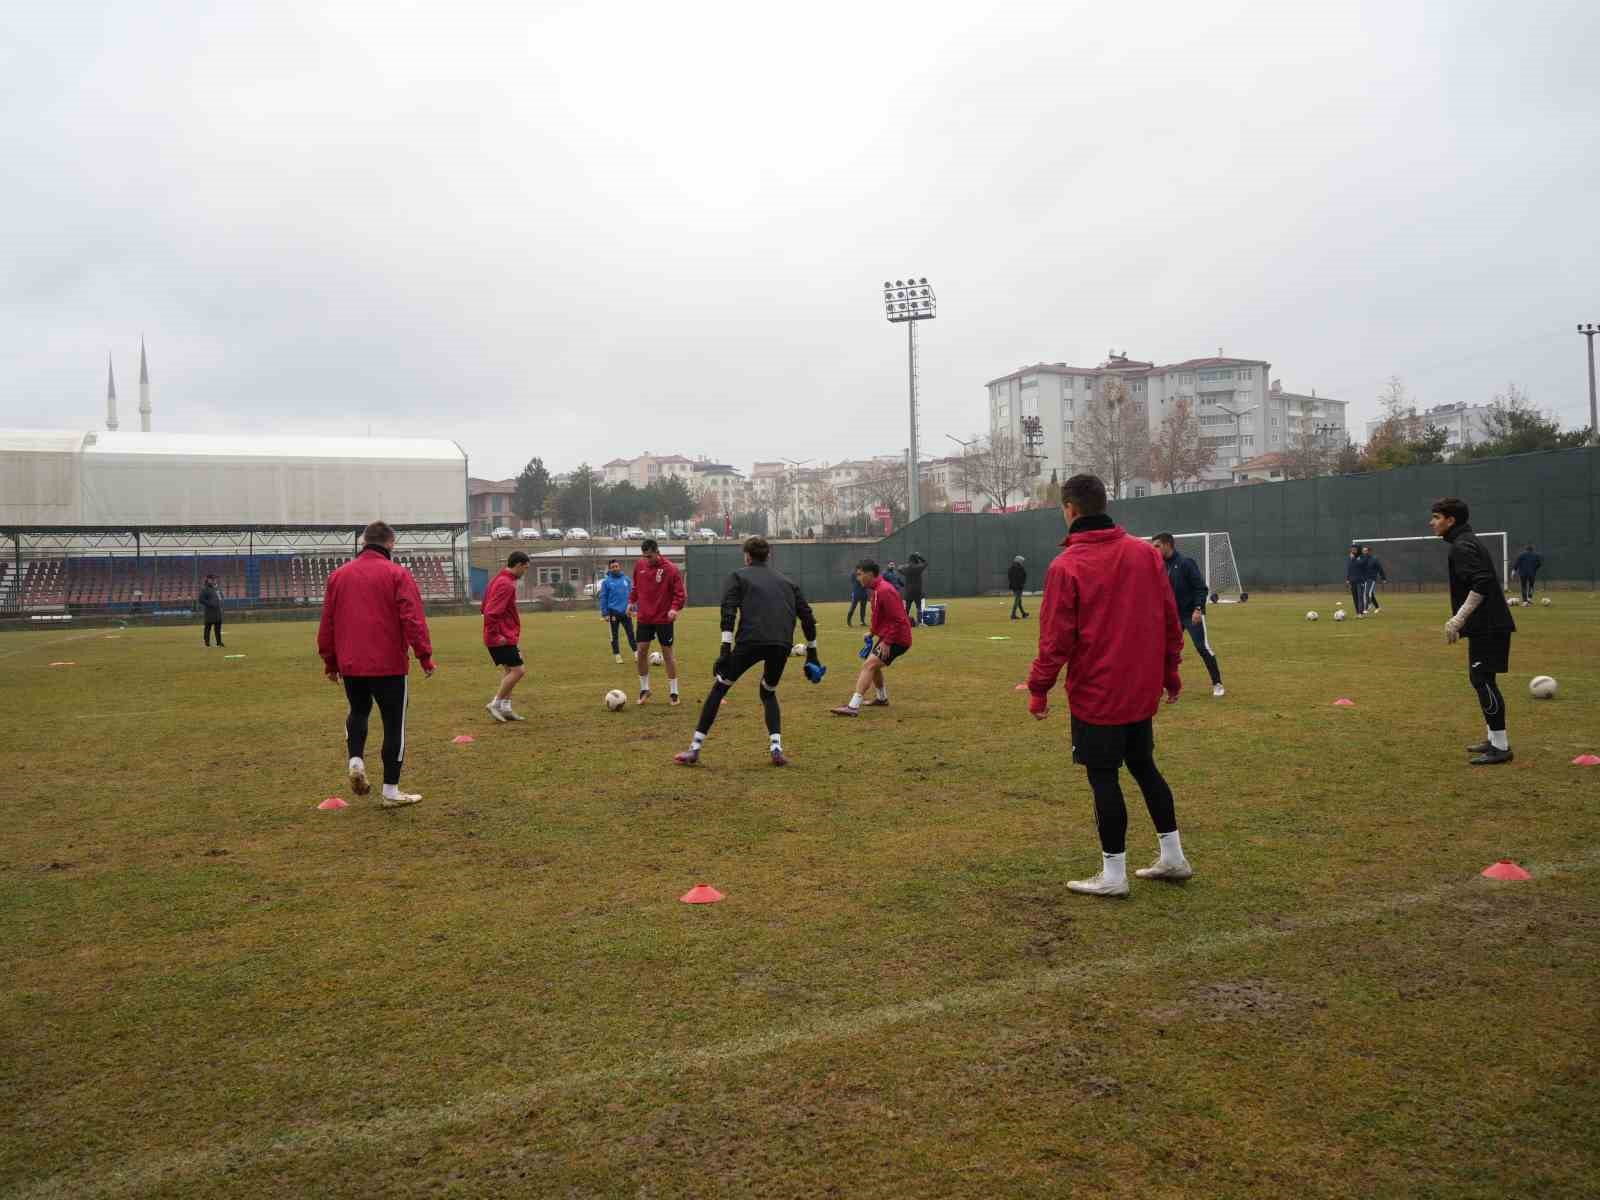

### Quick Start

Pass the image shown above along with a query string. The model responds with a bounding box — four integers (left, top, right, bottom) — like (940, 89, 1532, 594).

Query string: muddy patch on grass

(1147, 977, 1301, 1025)
(989, 891, 1078, 961)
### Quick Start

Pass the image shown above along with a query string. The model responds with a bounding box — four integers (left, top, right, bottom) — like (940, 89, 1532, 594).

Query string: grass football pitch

(3, 592, 1598, 1199)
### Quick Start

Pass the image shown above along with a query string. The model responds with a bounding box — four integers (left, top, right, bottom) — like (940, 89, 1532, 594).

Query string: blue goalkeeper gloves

(858, 634, 874, 660)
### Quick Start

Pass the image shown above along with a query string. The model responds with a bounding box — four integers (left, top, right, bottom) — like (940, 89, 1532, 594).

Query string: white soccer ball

(1306, 611, 1320, 622)
(791, 642, 806, 657)
(1541, 597, 1552, 606)
(604, 688, 627, 711)
(1333, 609, 1346, 622)
(649, 650, 664, 666)
(1529, 675, 1558, 700)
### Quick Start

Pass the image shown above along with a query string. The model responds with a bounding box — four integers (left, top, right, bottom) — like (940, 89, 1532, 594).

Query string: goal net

(1143, 531, 1244, 602)
(1351, 532, 1509, 592)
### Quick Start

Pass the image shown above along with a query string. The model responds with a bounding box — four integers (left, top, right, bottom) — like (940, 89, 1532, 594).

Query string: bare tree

(857, 460, 909, 517)
(958, 432, 1032, 512)
(1280, 424, 1334, 480)
(1080, 378, 1151, 498)
(810, 480, 839, 528)
(765, 472, 794, 534)
(1146, 397, 1214, 493)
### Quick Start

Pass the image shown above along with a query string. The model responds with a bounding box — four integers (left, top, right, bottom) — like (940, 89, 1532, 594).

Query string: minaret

(138, 338, 151, 432)
(106, 355, 119, 431)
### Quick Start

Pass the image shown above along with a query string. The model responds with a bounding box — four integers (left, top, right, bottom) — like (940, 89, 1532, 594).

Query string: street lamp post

(884, 278, 937, 524)
(1580, 324, 1599, 443)
(1213, 402, 1258, 475)
(781, 457, 814, 536)
(946, 433, 977, 509)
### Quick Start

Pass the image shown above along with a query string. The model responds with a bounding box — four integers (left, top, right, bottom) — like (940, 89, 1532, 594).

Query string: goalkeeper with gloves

(675, 536, 819, 768)
(1429, 497, 1517, 765)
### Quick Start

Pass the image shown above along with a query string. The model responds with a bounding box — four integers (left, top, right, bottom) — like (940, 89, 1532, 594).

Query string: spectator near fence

(198, 573, 225, 647)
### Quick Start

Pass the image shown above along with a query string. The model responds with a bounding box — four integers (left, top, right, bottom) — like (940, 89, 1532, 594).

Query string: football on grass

(649, 650, 664, 666)
(1529, 675, 1558, 700)
(791, 643, 806, 657)
(1306, 611, 1319, 621)
(604, 689, 627, 711)
(1333, 609, 1346, 622)
(1541, 597, 1552, 606)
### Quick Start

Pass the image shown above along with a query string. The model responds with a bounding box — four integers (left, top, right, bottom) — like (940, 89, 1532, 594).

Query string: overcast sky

(4, 0, 1596, 478)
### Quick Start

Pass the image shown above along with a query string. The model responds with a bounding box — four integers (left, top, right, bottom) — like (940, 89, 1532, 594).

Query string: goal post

(1136, 530, 1245, 602)
(1351, 532, 1509, 592)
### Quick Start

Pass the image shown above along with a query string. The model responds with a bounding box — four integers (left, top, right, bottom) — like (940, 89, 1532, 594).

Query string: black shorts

(870, 641, 911, 667)
(637, 622, 675, 647)
(1070, 716, 1155, 770)
(718, 644, 790, 688)
(488, 644, 524, 668)
(1467, 634, 1511, 677)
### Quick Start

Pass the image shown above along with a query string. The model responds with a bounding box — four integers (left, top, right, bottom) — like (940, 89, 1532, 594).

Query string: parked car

(648, 527, 668, 539)
(540, 528, 563, 539)
(583, 582, 598, 598)
(516, 527, 538, 539)
(491, 526, 514, 540)
(620, 526, 646, 540)
(564, 528, 590, 540)
(695, 528, 718, 539)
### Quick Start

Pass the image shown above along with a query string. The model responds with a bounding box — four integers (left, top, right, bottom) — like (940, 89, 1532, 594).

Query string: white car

(621, 527, 646, 540)
(491, 526, 514, 540)
(695, 528, 718, 539)
(564, 527, 590, 540)
(648, 527, 668, 539)
(516, 527, 538, 539)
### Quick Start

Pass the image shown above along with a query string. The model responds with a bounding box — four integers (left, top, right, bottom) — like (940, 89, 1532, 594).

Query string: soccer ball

(1306, 611, 1320, 622)
(604, 688, 627, 711)
(1333, 609, 1346, 622)
(791, 643, 806, 657)
(1529, 675, 1558, 700)
(1541, 597, 1552, 606)
(649, 650, 664, 666)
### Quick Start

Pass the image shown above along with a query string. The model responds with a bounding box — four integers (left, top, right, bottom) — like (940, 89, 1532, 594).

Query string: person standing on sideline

(1512, 543, 1542, 605)
(198, 573, 225, 647)
(1361, 545, 1386, 613)
(1154, 534, 1223, 697)
(1345, 546, 1367, 616)
(597, 558, 636, 662)
(1430, 497, 1517, 765)
(902, 553, 928, 625)
(674, 536, 819, 768)
(830, 558, 913, 717)
(482, 551, 529, 722)
(317, 520, 435, 808)
(884, 560, 907, 600)
(630, 537, 686, 705)
(1008, 556, 1028, 619)
(846, 566, 871, 627)
(1026, 475, 1190, 898)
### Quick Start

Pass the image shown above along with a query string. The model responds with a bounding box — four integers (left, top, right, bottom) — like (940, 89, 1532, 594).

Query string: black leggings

(1348, 582, 1365, 614)
(344, 675, 408, 785)
(204, 616, 223, 645)
(1470, 664, 1507, 733)
(1519, 577, 1535, 602)
(1085, 752, 1177, 856)
(697, 646, 787, 738)
(847, 597, 868, 624)
(608, 613, 637, 654)
(1011, 589, 1027, 617)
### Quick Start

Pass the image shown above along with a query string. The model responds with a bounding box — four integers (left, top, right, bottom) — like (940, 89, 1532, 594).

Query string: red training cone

(1572, 754, 1600, 767)
(452, 734, 475, 745)
(1480, 859, 1531, 881)
(318, 797, 348, 811)
(679, 883, 724, 904)
(1332, 698, 1355, 707)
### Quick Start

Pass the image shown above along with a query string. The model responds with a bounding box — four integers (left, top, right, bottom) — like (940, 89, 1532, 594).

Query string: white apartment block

(600, 452, 697, 490)
(1364, 402, 1495, 451)
(987, 352, 1349, 493)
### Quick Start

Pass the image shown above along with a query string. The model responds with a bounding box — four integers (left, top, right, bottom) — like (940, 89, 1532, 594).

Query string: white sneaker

(499, 703, 526, 722)
(347, 757, 370, 796)
(486, 701, 508, 723)
(1066, 872, 1129, 898)
(614, 654, 623, 664)
(1212, 683, 1225, 697)
(1135, 857, 1194, 882)
(380, 792, 421, 809)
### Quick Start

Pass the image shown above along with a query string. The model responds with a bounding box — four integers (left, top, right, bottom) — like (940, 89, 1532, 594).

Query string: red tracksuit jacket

(869, 576, 914, 647)
(1027, 523, 1182, 725)
(481, 568, 522, 647)
(317, 546, 434, 677)
(632, 558, 686, 624)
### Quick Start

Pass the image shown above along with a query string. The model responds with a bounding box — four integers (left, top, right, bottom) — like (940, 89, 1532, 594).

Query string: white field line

(9, 850, 1596, 1200)
(0, 630, 114, 661)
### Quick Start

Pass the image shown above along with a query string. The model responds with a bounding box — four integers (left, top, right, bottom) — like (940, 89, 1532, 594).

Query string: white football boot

(1135, 857, 1195, 882)
(380, 791, 421, 809)
(347, 757, 370, 796)
(1066, 872, 1130, 898)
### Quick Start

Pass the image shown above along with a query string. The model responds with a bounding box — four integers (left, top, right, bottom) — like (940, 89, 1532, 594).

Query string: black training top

(1444, 524, 1516, 637)
(720, 562, 818, 648)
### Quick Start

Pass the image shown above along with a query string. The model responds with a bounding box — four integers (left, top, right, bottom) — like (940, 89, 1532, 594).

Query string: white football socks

(1157, 830, 1185, 864)
(381, 783, 399, 800)
(1489, 729, 1509, 751)
(669, 678, 679, 697)
(639, 674, 650, 692)
(349, 756, 364, 771)
(1101, 852, 1127, 884)
(875, 686, 888, 701)
(848, 692, 863, 710)
(691, 730, 706, 751)
(770, 733, 782, 751)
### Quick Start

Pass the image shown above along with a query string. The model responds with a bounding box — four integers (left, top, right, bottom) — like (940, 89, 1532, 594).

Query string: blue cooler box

(920, 604, 946, 626)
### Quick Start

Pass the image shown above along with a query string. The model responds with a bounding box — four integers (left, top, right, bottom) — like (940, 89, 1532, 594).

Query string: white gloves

(1444, 591, 1484, 644)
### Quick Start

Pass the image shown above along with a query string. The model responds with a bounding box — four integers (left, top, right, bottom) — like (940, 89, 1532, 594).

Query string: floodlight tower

(1580, 324, 1598, 444)
(883, 278, 936, 523)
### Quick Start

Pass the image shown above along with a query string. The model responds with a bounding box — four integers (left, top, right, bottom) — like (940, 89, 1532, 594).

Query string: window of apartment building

(1270, 416, 1279, 427)
(1061, 376, 1073, 392)
(492, 495, 504, 512)
(1133, 485, 1148, 498)
(1131, 379, 1146, 394)
(1241, 435, 1255, 448)
(1181, 373, 1195, 386)
(1198, 369, 1234, 383)
(1236, 391, 1253, 405)
(1020, 375, 1039, 390)
(1237, 367, 1254, 381)
(1202, 434, 1238, 448)
(1199, 413, 1236, 427)
(1021, 390, 1039, 417)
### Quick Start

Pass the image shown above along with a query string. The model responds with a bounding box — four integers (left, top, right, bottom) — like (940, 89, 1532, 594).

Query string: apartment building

(1364, 401, 1494, 451)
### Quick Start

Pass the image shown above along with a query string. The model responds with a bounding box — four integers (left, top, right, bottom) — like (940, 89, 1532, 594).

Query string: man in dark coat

(902, 553, 928, 625)
(1007, 556, 1028, 619)
(198, 574, 225, 647)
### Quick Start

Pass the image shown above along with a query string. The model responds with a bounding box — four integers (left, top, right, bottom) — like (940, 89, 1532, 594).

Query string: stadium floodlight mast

(1579, 324, 1598, 444)
(883, 277, 937, 523)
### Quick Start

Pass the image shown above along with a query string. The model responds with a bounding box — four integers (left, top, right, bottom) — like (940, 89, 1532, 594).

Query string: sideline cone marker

(1481, 859, 1531, 881)
(1573, 754, 1600, 767)
(1014, 683, 1028, 691)
(988, 636, 1011, 641)
(452, 734, 476, 745)
(679, 883, 724, 904)
(49, 661, 77, 667)
(318, 797, 348, 811)
(223, 653, 246, 659)
(1332, 698, 1355, 707)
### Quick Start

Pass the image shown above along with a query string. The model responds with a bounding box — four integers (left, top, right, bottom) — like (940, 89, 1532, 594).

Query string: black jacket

(1164, 552, 1208, 620)
(720, 562, 817, 648)
(883, 567, 906, 596)
(1445, 524, 1516, 637)
(1344, 553, 1364, 583)
(199, 583, 223, 614)
(1007, 562, 1026, 590)
(1513, 550, 1542, 578)
(902, 559, 927, 600)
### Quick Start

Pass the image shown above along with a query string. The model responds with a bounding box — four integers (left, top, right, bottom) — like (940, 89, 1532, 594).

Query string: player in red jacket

(1026, 475, 1193, 898)
(316, 521, 435, 808)
(830, 558, 914, 717)
(629, 538, 687, 705)
(481, 551, 530, 723)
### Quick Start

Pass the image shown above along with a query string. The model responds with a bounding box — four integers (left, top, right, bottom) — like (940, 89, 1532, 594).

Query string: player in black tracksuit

(1154, 534, 1223, 694)
(674, 535, 819, 768)
(1345, 546, 1366, 615)
(1512, 545, 1542, 604)
(1007, 557, 1028, 618)
(1430, 497, 1517, 765)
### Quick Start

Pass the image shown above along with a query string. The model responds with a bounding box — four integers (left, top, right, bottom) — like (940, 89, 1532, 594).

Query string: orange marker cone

(1480, 859, 1531, 881)
(679, 883, 724, 904)
(318, 797, 348, 811)
(1572, 754, 1600, 767)
(1332, 698, 1355, 707)
(452, 734, 475, 744)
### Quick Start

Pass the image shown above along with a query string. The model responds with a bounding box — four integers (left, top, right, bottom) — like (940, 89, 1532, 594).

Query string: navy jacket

(849, 572, 870, 602)
(1513, 550, 1542, 579)
(1345, 553, 1364, 583)
(1360, 553, 1385, 583)
(884, 567, 906, 596)
(1164, 552, 1208, 621)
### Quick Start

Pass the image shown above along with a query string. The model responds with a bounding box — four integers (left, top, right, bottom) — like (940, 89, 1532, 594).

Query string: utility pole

(1580, 324, 1599, 443)
(883, 278, 937, 524)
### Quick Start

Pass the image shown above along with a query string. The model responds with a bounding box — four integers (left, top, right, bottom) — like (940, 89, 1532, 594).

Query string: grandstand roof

(0, 428, 466, 462)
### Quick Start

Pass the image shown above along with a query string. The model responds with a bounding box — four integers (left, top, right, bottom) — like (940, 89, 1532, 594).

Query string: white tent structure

(0, 430, 467, 527)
